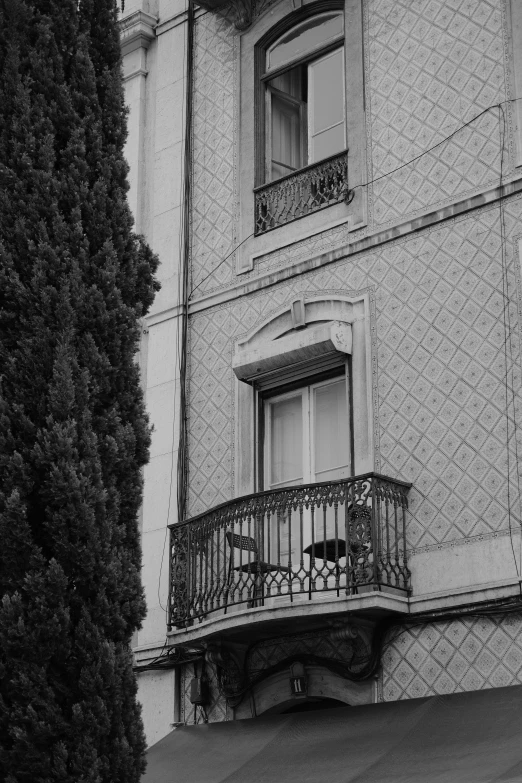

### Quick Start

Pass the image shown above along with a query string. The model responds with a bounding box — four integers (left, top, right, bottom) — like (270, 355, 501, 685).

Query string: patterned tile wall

(380, 612, 522, 701)
(187, 198, 522, 557)
(189, 0, 512, 294)
(366, 0, 509, 226)
(190, 11, 237, 297)
(253, 223, 350, 276)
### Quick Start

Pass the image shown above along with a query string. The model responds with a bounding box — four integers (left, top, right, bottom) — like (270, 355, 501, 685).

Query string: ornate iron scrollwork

(169, 473, 412, 626)
(169, 526, 190, 627)
(254, 152, 348, 235)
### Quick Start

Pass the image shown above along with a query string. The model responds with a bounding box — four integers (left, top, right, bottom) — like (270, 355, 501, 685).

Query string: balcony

(168, 474, 411, 641)
(254, 151, 349, 235)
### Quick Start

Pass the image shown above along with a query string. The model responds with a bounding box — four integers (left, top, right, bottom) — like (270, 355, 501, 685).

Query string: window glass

(269, 394, 303, 487)
(265, 376, 350, 489)
(309, 49, 345, 162)
(267, 12, 343, 71)
(313, 379, 350, 481)
(269, 66, 305, 179)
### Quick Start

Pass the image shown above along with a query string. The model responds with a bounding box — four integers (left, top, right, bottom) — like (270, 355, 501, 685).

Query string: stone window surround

(232, 295, 373, 496)
(237, 0, 367, 274)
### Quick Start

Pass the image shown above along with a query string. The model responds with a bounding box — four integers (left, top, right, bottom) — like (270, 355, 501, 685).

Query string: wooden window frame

(254, 0, 345, 188)
(237, 0, 366, 272)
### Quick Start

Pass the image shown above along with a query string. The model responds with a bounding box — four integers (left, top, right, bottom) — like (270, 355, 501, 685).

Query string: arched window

(263, 11, 345, 182)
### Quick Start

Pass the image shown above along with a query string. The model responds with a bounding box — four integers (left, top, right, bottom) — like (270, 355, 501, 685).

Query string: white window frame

(233, 296, 373, 498)
(263, 371, 351, 491)
(307, 47, 346, 166)
(237, 0, 367, 273)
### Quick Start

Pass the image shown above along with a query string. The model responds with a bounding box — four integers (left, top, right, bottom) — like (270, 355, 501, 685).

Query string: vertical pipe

(288, 505, 293, 599)
(173, 665, 182, 725)
(402, 498, 408, 590)
(345, 484, 350, 596)
(167, 529, 172, 631)
(299, 504, 304, 592)
(371, 479, 380, 589)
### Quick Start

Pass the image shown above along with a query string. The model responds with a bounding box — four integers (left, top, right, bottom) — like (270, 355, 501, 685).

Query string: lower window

(262, 372, 351, 491)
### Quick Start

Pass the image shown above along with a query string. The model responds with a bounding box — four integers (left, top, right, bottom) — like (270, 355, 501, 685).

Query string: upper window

(263, 12, 345, 183)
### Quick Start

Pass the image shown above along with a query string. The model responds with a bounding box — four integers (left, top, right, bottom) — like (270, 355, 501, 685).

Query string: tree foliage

(0, 1, 159, 780)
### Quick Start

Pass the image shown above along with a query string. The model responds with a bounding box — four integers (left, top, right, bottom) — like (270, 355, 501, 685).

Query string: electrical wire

(187, 97, 522, 303)
(154, 33, 522, 641)
(189, 232, 255, 299)
(156, 0, 194, 616)
(497, 102, 521, 579)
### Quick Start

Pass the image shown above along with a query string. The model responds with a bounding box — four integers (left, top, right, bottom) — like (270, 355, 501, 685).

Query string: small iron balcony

(254, 151, 349, 235)
(168, 473, 411, 630)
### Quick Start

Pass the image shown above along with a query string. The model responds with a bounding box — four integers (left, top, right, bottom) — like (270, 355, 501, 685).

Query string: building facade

(120, 0, 522, 751)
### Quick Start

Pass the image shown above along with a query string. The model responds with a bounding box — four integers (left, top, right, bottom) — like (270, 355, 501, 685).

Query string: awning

(144, 683, 522, 783)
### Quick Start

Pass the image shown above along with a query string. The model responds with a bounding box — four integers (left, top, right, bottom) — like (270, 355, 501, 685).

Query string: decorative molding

(118, 10, 157, 56)
(408, 526, 521, 557)
(185, 176, 522, 314)
(122, 67, 148, 83)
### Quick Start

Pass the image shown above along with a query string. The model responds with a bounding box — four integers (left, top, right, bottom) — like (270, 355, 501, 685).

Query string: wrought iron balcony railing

(254, 151, 349, 235)
(169, 473, 411, 629)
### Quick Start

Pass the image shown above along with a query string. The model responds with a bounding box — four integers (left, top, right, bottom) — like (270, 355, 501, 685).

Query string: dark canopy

(144, 683, 522, 783)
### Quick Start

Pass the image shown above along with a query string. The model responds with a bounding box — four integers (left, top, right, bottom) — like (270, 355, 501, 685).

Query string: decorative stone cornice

(119, 10, 157, 56)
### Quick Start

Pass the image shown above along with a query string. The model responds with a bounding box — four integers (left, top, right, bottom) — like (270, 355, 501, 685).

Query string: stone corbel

(196, 0, 252, 30)
(119, 10, 157, 57)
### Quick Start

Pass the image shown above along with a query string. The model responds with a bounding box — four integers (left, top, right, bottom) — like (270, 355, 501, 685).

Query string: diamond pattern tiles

(367, 0, 507, 226)
(191, 13, 236, 296)
(187, 197, 522, 558)
(253, 223, 349, 276)
(381, 613, 522, 701)
(377, 205, 521, 550)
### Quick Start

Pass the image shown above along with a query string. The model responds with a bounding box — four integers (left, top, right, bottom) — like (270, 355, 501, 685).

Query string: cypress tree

(0, 1, 159, 781)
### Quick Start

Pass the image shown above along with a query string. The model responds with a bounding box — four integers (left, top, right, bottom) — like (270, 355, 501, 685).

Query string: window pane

(271, 95, 302, 178)
(267, 13, 343, 71)
(313, 379, 349, 480)
(268, 67, 303, 99)
(269, 66, 305, 179)
(269, 395, 303, 487)
(310, 50, 344, 133)
(310, 123, 345, 163)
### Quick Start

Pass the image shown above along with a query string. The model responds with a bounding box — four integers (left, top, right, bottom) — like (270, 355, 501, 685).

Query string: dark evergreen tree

(0, 1, 159, 780)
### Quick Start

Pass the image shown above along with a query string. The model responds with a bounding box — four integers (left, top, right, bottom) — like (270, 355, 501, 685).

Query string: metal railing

(254, 151, 349, 235)
(168, 474, 411, 628)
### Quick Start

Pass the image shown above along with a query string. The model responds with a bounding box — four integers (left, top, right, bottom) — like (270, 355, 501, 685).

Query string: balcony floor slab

(167, 590, 410, 647)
